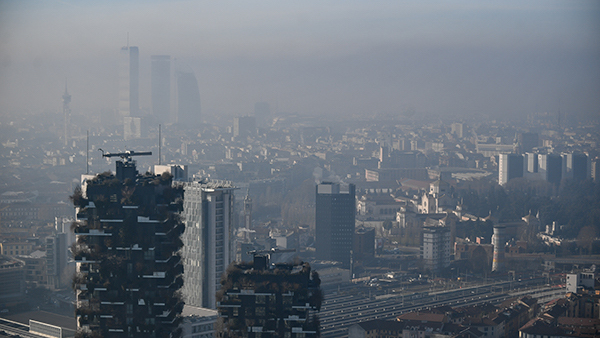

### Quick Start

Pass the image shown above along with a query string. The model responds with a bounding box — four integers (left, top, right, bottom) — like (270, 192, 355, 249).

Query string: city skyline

(0, 1, 598, 121)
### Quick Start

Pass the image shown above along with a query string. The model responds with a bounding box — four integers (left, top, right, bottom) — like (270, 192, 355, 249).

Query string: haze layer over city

(1, 0, 599, 120)
(1, 1, 600, 338)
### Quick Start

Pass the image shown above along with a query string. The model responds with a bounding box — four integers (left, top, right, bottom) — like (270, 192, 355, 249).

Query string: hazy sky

(0, 0, 598, 120)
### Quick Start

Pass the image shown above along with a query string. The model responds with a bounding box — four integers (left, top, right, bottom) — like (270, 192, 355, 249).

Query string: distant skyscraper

(176, 71, 201, 126)
(151, 55, 171, 123)
(181, 180, 235, 309)
(62, 82, 71, 147)
(499, 153, 524, 185)
(253, 101, 271, 127)
(233, 116, 256, 140)
(119, 46, 139, 118)
(315, 182, 355, 269)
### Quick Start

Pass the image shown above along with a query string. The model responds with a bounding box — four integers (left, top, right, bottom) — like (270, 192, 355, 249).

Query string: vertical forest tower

(72, 151, 185, 337)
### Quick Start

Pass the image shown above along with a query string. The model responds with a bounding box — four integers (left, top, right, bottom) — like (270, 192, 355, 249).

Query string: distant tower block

(62, 81, 71, 147)
(254, 101, 271, 127)
(492, 226, 507, 272)
(119, 45, 140, 118)
(244, 192, 252, 229)
(151, 55, 171, 124)
(176, 71, 201, 126)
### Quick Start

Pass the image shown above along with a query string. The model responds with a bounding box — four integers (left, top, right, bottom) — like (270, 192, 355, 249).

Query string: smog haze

(0, 0, 599, 120)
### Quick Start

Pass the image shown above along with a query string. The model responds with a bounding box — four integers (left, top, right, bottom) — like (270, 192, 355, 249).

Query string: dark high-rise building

(354, 227, 375, 260)
(62, 82, 71, 147)
(499, 153, 524, 185)
(151, 55, 171, 123)
(315, 182, 355, 269)
(119, 46, 139, 118)
(181, 180, 235, 309)
(176, 71, 201, 126)
(216, 252, 322, 337)
(517, 132, 539, 153)
(539, 154, 562, 185)
(72, 153, 184, 337)
(563, 152, 589, 181)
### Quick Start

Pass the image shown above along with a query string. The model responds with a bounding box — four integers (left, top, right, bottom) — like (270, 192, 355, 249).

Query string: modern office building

(498, 153, 524, 185)
(216, 252, 322, 337)
(233, 116, 256, 140)
(151, 55, 171, 124)
(72, 153, 184, 337)
(421, 226, 451, 273)
(176, 71, 201, 126)
(118, 46, 139, 119)
(181, 180, 235, 309)
(354, 227, 375, 260)
(315, 182, 356, 269)
(62, 82, 71, 147)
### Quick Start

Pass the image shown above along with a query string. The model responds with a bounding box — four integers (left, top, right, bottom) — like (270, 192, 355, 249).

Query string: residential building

(72, 154, 185, 337)
(538, 153, 562, 185)
(566, 272, 596, 294)
(180, 306, 218, 338)
(315, 182, 356, 269)
(46, 233, 68, 289)
(181, 180, 235, 309)
(421, 226, 451, 273)
(0, 256, 26, 305)
(498, 153, 524, 185)
(216, 252, 322, 337)
(348, 319, 405, 338)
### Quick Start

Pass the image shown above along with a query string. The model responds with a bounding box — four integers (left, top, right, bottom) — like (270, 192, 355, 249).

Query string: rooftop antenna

(127, 32, 129, 48)
(86, 130, 89, 174)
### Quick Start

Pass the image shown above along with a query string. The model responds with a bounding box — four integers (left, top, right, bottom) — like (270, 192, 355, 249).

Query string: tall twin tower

(119, 45, 202, 130)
